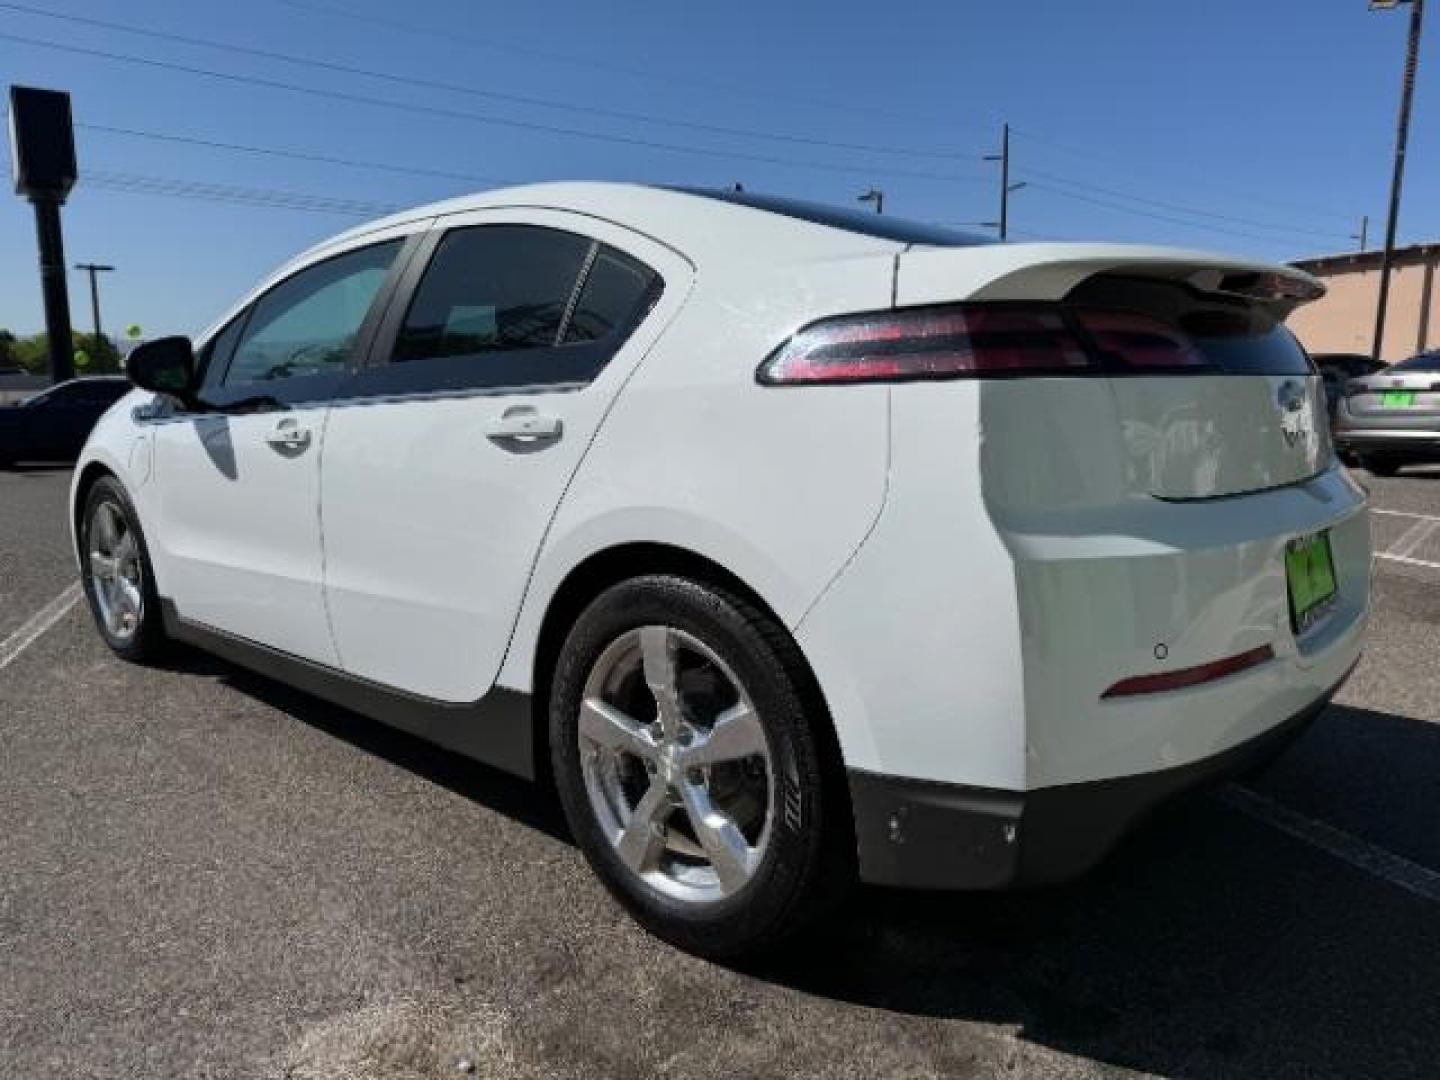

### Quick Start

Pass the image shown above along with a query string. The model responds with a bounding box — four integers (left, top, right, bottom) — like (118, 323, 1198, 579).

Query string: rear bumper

(1333, 428, 1440, 457)
(849, 668, 1350, 890)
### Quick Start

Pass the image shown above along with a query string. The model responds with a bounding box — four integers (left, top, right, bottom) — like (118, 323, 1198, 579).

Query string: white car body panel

(147, 407, 338, 664)
(320, 208, 697, 700)
(71, 183, 1370, 893)
(496, 251, 896, 695)
(138, 219, 426, 666)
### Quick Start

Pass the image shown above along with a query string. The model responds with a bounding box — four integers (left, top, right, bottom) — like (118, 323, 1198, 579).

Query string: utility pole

(74, 262, 115, 343)
(1371, 0, 1426, 363)
(1353, 215, 1370, 251)
(983, 122, 1027, 240)
(857, 188, 884, 214)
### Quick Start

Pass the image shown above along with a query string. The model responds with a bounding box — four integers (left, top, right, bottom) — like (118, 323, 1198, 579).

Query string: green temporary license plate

(1380, 390, 1416, 408)
(1286, 531, 1338, 633)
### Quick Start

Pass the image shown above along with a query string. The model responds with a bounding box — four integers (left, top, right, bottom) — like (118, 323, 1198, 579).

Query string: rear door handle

(264, 418, 312, 453)
(484, 406, 563, 447)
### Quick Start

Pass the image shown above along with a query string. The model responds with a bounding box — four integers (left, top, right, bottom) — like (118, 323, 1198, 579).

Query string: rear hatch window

(1067, 274, 1326, 500)
(1068, 275, 1313, 376)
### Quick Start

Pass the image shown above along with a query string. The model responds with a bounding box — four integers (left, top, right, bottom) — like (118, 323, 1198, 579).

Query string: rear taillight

(1073, 310, 1209, 370)
(758, 304, 1222, 385)
(758, 306, 1092, 385)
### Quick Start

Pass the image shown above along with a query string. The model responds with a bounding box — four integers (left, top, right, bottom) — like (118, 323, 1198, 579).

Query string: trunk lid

(896, 243, 1330, 500)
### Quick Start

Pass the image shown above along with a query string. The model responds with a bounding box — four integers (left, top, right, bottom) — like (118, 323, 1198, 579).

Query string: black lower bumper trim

(849, 682, 1348, 890)
(1335, 433, 1440, 458)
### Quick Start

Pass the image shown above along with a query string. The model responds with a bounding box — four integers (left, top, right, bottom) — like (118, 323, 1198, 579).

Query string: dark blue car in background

(0, 376, 130, 466)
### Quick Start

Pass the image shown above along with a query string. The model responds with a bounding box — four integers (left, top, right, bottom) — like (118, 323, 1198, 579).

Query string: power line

(1009, 125, 1356, 224)
(0, 30, 986, 186)
(269, 0, 974, 132)
(1024, 181, 1329, 247)
(0, 3, 977, 164)
(2, 148, 403, 215)
(79, 122, 514, 188)
(84, 168, 402, 216)
(1016, 167, 1349, 242)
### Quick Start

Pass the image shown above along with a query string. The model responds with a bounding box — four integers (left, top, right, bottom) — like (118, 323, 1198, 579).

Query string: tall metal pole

(998, 122, 1011, 241)
(1356, 214, 1370, 251)
(31, 199, 74, 383)
(1372, 0, 1426, 363)
(74, 262, 114, 342)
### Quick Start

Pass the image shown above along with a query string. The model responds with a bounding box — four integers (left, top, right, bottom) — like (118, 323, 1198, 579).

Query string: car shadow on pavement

(172, 651, 574, 844)
(155, 645, 1440, 1079)
(0, 462, 76, 474)
(753, 703, 1440, 1078)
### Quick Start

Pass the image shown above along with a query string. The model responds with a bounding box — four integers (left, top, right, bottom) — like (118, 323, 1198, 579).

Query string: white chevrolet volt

(73, 183, 1369, 956)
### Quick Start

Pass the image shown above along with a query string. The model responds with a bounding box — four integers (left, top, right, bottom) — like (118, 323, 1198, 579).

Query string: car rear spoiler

(895, 243, 1326, 319)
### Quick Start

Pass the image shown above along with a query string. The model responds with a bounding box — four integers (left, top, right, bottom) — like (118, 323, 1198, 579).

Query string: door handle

(484, 406, 563, 447)
(264, 418, 312, 453)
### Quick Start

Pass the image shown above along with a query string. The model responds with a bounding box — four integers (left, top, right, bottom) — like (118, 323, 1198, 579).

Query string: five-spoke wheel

(80, 476, 166, 661)
(550, 574, 850, 957)
(579, 624, 773, 904)
(87, 499, 145, 643)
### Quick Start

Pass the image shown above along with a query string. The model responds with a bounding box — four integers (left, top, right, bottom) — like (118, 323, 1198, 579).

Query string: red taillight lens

(758, 306, 1093, 385)
(1100, 645, 1275, 700)
(1073, 310, 1210, 370)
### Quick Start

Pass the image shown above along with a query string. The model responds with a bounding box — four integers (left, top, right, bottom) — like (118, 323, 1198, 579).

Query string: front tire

(549, 575, 851, 958)
(1362, 454, 1403, 477)
(80, 476, 168, 662)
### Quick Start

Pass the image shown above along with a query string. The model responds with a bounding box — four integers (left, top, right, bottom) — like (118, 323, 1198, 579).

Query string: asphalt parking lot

(3, 466, 1440, 1079)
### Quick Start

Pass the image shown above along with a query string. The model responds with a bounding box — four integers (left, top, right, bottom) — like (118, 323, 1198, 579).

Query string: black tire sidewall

(80, 476, 166, 661)
(549, 575, 840, 957)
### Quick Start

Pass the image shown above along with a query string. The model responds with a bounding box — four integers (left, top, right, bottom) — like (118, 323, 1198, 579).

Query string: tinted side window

(87, 381, 131, 403)
(35, 383, 87, 404)
(196, 315, 248, 390)
(395, 225, 591, 363)
(224, 241, 399, 387)
(1393, 352, 1440, 372)
(564, 246, 659, 344)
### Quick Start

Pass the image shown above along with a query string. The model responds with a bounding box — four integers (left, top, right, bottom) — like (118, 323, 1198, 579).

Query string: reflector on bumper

(1101, 645, 1275, 699)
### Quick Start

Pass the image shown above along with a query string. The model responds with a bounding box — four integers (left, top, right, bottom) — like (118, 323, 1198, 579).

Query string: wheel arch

(70, 459, 119, 564)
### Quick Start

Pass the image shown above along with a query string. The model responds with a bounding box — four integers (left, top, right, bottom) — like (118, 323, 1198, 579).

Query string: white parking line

(0, 582, 83, 672)
(1375, 552, 1440, 571)
(1217, 784, 1440, 905)
(1386, 519, 1440, 559)
(1372, 509, 1440, 524)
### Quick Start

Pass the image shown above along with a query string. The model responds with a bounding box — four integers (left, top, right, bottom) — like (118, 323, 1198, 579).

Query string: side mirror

(126, 336, 199, 407)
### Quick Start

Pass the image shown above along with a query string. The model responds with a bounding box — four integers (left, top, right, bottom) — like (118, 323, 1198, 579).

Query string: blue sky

(1, 0, 1436, 337)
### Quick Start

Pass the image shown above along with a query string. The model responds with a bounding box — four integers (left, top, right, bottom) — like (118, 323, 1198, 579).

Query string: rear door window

(563, 247, 660, 344)
(370, 224, 663, 395)
(395, 225, 590, 363)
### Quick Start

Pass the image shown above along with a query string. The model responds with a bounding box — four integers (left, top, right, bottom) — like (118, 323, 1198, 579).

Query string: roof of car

(300, 181, 946, 268)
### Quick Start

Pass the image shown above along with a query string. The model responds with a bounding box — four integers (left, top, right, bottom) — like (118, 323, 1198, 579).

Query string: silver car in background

(1334, 351, 1440, 475)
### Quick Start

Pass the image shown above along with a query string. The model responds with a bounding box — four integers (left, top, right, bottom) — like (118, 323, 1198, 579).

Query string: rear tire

(1362, 455, 1403, 477)
(549, 574, 852, 958)
(80, 476, 169, 663)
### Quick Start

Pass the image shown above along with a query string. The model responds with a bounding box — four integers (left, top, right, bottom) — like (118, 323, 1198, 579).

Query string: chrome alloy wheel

(87, 500, 144, 643)
(579, 625, 774, 904)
